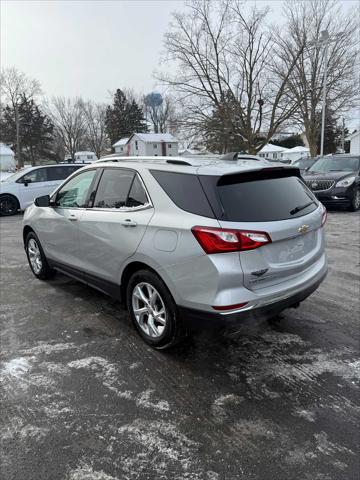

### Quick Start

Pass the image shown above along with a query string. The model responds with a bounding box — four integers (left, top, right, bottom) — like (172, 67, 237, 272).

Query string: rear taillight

(321, 207, 327, 227)
(191, 226, 271, 254)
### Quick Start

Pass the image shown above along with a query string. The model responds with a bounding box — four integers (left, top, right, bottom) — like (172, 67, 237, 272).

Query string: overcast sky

(1, 0, 358, 104)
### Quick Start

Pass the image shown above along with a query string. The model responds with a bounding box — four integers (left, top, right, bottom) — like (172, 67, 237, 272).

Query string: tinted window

(94, 169, 134, 208)
(20, 168, 47, 183)
(150, 170, 214, 218)
(56, 170, 96, 208)
(127, 175, 149, 207)
(216, 175, 317, 221)
(309, 156, 360, 173)
(47, 165, 80, 181)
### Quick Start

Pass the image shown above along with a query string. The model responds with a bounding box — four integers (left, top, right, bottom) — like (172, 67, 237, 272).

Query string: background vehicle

(0, 163, 87, 216)
(293, 157, 318, 173)
(303, 155, 360, 211)
(23, 156, 327, 349)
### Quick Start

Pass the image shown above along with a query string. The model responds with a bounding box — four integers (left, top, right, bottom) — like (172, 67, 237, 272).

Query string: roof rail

(166, 159, 191, 166)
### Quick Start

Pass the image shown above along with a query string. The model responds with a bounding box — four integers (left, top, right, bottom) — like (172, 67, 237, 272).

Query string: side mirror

(23, 178, 32, 186)
(35, 194, 51, 207)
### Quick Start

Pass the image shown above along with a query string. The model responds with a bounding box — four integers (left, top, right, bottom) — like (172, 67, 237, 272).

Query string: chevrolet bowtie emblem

(298, 224, 309, 234)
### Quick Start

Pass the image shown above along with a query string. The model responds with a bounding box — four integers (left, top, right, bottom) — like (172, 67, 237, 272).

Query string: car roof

(95, 155, 297, 176)
(19, 163, 81, 171)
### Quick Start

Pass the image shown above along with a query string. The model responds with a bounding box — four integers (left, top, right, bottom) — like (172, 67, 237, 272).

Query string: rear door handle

(68, 214, 77, 222)
(120, 219, 137, 227)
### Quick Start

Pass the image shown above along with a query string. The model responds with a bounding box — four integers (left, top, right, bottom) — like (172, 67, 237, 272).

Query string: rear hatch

(200, 168, 324, 292)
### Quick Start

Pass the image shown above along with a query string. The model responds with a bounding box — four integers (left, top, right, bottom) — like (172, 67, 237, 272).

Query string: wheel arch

(23, 225, 35, 247)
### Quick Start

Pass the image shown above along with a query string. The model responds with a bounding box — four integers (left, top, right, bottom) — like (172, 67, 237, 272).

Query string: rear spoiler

(217, 166, 301, 186)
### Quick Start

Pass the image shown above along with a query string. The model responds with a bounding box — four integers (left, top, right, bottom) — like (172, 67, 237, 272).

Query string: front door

(77, 168, 154, 285)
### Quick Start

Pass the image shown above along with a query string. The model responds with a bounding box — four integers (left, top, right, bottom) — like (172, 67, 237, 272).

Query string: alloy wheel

(131, 282, 167, 338)
(27, 238, 43, 274)
(354, 190, 360, 209)
(0, 196, 18, 215)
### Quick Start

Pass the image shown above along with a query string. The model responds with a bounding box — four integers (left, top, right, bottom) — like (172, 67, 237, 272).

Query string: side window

(93, 169, 134, 209)
(47, 166, 74, 181)
(127, 175, 149, 208)
(56, 170, 96, 208)
(20, 168, 47, 184)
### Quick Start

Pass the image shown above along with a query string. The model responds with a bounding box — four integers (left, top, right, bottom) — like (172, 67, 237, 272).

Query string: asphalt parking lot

(0, 210, 359, 480)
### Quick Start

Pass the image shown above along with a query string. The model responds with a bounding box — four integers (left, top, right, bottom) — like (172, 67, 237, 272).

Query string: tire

(126, 269, 186, 349)
(25, 231, 55, 280)
(0, 194, 19, 216)
(349, 188, 360, 211)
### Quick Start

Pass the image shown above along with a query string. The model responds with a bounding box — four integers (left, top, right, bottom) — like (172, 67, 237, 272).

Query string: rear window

(215, 175, 318, 222)
(150, 170, 215, 218)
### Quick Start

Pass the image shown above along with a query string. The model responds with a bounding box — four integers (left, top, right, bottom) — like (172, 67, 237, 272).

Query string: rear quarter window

(150, 170, 215, 218)
(215, 174, 318, 222)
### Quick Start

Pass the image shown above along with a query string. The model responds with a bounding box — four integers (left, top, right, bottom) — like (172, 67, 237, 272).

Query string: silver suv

(23, 156, 327, 348)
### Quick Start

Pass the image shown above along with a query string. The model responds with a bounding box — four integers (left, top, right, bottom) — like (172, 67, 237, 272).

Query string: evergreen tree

(0, 94, 55, 165)
(272, 134, 304, 149)
(105, 89, 148, 146)
(315, 109, 343, 155)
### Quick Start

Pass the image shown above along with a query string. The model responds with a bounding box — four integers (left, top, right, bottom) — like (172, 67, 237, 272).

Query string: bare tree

(82, 101, 110, 158)
(0, 67, 42, 167)
(157, 0, 305, 153)
(46, 97, 87, 160)
(276, 0, 359, 157)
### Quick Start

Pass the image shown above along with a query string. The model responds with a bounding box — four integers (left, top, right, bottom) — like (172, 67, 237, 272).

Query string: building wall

(0, 154, 16, 171)
(127, 139, 179, 156)
(350, 133, 360, 155)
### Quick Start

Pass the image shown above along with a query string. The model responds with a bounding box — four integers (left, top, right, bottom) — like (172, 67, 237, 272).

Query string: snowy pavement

(0, 211, 359, 480)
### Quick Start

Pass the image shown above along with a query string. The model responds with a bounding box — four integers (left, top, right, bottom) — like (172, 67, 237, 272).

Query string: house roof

(113, 138, 129, 147)
(133, 133, 178, 143)
(259, 143, 289, 153)
(346, 130, 359, 141)
(286, 146, 309, 152)
(0, 143, 15, 156)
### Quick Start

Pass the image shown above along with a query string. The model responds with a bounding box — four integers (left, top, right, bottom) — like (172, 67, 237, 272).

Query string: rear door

(207, 171, 324, 291)
(77, 168, 154, 283)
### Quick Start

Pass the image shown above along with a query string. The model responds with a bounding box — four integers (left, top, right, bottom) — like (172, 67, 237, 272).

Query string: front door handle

(68, 214, 77, 222)
(120, 219, 137, 227)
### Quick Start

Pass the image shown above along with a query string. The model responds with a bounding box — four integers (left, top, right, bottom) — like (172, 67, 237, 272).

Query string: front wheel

(25, 232, 55, 280)
(349, 188, 360, 211)
(0, 194, 19, 216)
(126, 269, 185, 349)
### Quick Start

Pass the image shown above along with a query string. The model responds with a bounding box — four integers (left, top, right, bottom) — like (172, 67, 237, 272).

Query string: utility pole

(15, 102, 22, 168)
(319, 30, 329, 157)
(341, 117, 345, 153)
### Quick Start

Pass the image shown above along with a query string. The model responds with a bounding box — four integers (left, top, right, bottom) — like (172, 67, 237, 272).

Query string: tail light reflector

(321, 207, 327, 226)
(212, 302, 248, 311)
(191, 226, 271, 254)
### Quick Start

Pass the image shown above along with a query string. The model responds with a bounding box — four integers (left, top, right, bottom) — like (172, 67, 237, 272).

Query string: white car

(0, 164, 87, 215)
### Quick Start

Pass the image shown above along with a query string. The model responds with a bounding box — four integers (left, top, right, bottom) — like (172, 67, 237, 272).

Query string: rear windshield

(214, 175, 318, 222)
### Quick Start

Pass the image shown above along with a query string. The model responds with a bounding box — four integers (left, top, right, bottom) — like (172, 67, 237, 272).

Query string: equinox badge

(298, 224, 309, 234)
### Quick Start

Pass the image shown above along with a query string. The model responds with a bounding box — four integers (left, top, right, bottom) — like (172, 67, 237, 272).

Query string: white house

(258, 143, 289, 161)
(347, 130, 360, 155)
(74, 151, 98, 163)
(112, 133, 179, 157)
(282, 146, 310, 163)
(0, 143, 16, 171)
(113, 138, 130, 155)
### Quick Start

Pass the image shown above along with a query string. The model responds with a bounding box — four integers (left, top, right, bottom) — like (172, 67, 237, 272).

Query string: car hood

(303, 170, 356, 181)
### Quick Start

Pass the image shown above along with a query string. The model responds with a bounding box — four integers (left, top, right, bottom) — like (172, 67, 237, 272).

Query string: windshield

(308, 156, 360, 173)
(294, 158, 314, 169)
(0, 168, 31, 183)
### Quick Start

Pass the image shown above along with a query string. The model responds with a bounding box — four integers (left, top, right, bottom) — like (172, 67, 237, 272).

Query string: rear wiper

(290, 201, 316, 215)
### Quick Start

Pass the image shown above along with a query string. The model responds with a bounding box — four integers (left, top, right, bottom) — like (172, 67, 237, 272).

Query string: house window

(273, 153, 277, 159)
(87, 155, 93, 159)
(120, 147, 123, 152)
(153, 144, 157, 149)
(135, 141, 138, 150)
(168, 144, 172, 148)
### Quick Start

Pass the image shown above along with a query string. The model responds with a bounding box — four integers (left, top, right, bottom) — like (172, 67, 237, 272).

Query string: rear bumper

(179, 269, 327, 331)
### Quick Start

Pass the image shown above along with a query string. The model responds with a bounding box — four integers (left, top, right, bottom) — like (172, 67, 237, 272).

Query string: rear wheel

(127, 269, 185, 349)
(0, 194, 19, 216)
(349, 188, 360, 211)
(25, 232, 55, 279)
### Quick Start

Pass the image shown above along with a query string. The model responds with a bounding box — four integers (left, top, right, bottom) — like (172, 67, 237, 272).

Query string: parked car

(23, 156, 327, 349)
(0, 164, 88, 216)
(293, 157, 318, 173)
(303, 155, 360, 211)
